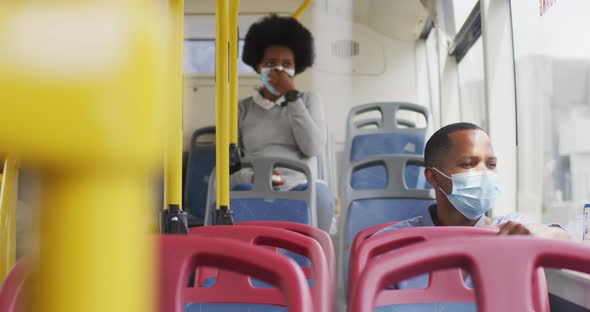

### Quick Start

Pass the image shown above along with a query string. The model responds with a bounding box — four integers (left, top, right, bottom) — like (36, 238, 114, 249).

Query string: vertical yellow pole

(0, 3, 164, 312)
(292, 0, 313, 19)
(216, 0, 230, 212)
(229, 0, 240, 145)
(0, 157, 18, 280)
(164, 0, 184, 210)
(35, 172, 154, 312)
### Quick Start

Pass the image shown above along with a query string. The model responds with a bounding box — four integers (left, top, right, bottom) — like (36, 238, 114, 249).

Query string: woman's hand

(271, 170, 285, 186)
(268, 69, 295, 95)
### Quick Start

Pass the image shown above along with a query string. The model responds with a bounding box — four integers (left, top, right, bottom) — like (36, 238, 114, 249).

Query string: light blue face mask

(260, 66, 295, 96)
(431, 167, 502, 220)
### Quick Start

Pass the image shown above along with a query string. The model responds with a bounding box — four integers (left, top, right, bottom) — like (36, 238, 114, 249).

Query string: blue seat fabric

(374, 302, 476, 312)
(187, 146, 216, 220)
(344, 199, 435, 289)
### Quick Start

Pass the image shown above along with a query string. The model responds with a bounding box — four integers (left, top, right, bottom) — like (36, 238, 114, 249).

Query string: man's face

(427, 129, 497, 194)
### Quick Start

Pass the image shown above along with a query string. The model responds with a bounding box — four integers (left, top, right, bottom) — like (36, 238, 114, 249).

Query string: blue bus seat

(204, 157, 318, 227)
(184, 126, 216, 221)
(344, 102, 430, 190)
(337, 154, 435, 300)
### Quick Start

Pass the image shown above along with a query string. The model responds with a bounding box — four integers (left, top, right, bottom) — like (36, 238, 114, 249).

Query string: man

(374, 122, 568, 289)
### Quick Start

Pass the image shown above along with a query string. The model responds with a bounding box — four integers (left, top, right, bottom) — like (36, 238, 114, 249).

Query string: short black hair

(424, 122, 484, 167)
(242, 14, 314, 75)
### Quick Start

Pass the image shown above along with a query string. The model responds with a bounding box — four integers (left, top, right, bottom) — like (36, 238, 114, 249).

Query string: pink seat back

(237, 221, 335, 312)
(159, 235, 313, 312)
(350, 226, 548, 311)
(0, 259, 28, 312)
(189, 225, 329, 312)
(237, 221, 335, 281)
(350, 227, 495, 302)
(350, 236, 590, 312)
(349, 222, 399, 272)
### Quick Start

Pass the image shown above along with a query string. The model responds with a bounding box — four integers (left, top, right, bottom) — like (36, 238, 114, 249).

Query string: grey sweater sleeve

(286, 92, 326, 157)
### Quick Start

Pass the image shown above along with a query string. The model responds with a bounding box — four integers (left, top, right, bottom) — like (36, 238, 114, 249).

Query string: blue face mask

(260, 67, 295, 96)
(431, 167, 502, 220)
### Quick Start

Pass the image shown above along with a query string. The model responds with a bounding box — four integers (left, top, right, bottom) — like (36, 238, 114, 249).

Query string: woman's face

(257, 45, 295, 71)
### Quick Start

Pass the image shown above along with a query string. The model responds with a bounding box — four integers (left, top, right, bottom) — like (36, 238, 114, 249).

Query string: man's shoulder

(489, 212, 531, 225)
(371, 216, 424, 237)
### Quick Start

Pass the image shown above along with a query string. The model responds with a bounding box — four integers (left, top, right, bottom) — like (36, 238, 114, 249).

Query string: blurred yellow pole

(292, 0, 313, 19)
(37, 172, 153, 312)
(0, 157, 18, 280)
(0, 3, 164, 312)
(164, 0, 184, 210)
(216, 0, 230, 211)
(229, 0, 240, 145)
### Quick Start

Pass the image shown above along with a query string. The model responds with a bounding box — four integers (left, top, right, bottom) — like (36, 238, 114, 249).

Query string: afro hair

(242, 14, 315, 75)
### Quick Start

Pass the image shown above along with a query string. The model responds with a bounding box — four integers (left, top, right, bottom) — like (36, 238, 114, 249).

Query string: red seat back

(349, 236, 590, 312)
(159, 235, 313, 312)
(0, 259, 28, 312)
(238, 221, 335, 284)
(189, 225, 329, 312)
(350, 226, 549, 311)
(350, 227, 493, 302)
(349, 221, 398, 270)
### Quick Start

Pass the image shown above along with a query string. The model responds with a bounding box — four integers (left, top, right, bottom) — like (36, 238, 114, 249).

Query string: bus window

(457, 37, 486, 130)
(182, 14, 267, 76)
(183, 39, 254, 75)
(512, 0, 590, 240)
(451, 0, 479, 34)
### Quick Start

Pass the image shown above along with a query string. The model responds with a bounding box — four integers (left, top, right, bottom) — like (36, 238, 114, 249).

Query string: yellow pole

(0, 157, 18, 280)
(216, 0, 230, 213)
(292, 0, 313, 19)
(0, 3, 164, 312)
(36, 172, 153, 312)
(229, 0, 240, 145)
(164, 0, 184, 210)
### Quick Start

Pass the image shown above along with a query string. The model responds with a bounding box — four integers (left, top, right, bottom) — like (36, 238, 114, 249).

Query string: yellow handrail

(0, 3, 164, 311)
(0, 157, 18, 280)
(216, 0, 231, 211)
(229, 0, 241, 145)
(165, 0, 184, 210)
(292, 0, 313, 19)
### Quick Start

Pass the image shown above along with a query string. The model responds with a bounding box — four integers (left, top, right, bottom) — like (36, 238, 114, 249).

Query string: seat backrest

(341, 155, 435, 237)
(343, 103, 430, 194)
(337, 154, 435, 291)
(349, 221, 399, 269)
(237, 220, 336, 311)
(0, 259, 28, 312)
(188, 225, 329, 312)
(184, 126, 216, 221)
(349, 227, 548, 311)
(349, 227, 495, 302)
(345, 102, 430, 162)
(160, 235, 313, 312)
(204, 157, 317, 227)
(349, 236, 590, 312)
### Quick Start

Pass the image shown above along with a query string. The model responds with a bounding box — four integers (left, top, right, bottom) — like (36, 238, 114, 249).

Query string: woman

(230, 14, 334, 232)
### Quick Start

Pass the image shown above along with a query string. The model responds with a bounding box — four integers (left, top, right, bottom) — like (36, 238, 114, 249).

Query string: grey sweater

(231, 91, 326, 187)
